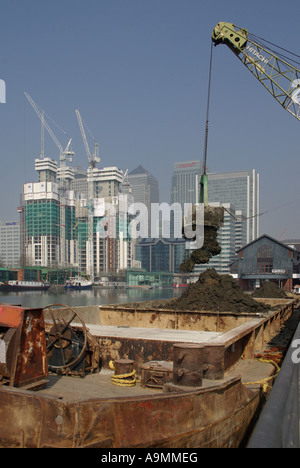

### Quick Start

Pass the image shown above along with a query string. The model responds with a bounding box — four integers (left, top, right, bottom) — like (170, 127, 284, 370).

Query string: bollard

(114, 359, 134, 375)
(173, 343, 204, 387)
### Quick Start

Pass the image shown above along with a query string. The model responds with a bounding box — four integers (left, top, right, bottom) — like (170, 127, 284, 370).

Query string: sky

(0, 0, 300, 240)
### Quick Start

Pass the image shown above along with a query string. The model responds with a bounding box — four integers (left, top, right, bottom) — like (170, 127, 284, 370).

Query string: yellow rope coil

(109, 360, 140, 387)
(244, 358, 281, 394)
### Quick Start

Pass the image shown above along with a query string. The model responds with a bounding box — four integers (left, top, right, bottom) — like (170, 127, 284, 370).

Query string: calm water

(0, 286, 183, 309)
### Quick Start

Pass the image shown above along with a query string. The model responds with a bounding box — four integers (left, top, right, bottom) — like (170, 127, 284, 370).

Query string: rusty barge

(0, 297, 297, 448)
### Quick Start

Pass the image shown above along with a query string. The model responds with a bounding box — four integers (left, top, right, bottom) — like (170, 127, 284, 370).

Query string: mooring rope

(109, 360, 140, 387)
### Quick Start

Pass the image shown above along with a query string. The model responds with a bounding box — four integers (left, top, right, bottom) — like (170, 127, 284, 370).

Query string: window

(257, 244, 273, 273)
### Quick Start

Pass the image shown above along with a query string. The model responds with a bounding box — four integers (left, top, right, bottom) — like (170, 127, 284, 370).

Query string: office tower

(207, 170, 259, 244)
(170, 161, 202, 239)
(171, 163, 259, 274)
(194, 203, 240, 274)
(128, 165, 159, 229)
(0, 221, 20, 268)
(171, 165, 259, 245)
(171, 160, 202, 206)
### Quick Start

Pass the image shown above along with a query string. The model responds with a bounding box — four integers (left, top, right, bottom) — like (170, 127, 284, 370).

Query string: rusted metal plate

(0, 375, 260, 448)
(173, 343, 204, 387)
(0, 305, 24, 328)
(0, 305, 48, 388)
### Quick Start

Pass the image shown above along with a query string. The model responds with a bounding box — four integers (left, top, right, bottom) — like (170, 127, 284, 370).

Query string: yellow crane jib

(211, 21, 300, 122)
(212, 22, 248, 54)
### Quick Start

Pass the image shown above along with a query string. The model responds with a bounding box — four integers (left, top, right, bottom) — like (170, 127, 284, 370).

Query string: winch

(44, 304, 100, 377)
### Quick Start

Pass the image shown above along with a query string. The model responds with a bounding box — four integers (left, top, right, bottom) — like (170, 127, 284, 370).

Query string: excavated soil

(180, 206, 224, 272)
(251, 281, 287, 299)
(126, 268, 269, 314)
(166, 268, 269, 313)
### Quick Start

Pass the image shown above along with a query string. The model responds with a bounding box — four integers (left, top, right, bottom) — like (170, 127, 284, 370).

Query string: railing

(247, 323, 300, 448)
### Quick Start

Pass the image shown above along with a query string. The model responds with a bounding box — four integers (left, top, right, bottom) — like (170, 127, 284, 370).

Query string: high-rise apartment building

(74, 167, 134, 275)
(23, 180, 77, 267)
(22, 158, 134, 274)
(0, 221, 20, 268)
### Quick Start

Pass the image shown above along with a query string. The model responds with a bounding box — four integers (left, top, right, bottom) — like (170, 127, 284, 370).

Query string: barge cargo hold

(0, 298, 296, 448)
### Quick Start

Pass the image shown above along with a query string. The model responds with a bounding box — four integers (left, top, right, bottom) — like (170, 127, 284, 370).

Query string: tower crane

(75, 109, 100, 281)
(24, 92, 75, 267)
(24, 92, 75, 166)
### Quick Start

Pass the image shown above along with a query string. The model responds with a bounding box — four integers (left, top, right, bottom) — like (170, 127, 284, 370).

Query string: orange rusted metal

(0, 305, 48, 388)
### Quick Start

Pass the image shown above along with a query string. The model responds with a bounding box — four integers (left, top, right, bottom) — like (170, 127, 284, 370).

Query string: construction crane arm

(212, 22, 300, 121)
(24, 92, 64, 153)
(75, 109, 92, 163)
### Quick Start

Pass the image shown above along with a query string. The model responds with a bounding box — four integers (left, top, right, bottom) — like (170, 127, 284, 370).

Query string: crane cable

(202, 41, 214, 176)
(233, 24, 300, 66)
(247, 32, 300, 67)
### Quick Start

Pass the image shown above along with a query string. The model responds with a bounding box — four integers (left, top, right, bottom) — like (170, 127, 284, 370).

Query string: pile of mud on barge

(0, 271, 298, 448)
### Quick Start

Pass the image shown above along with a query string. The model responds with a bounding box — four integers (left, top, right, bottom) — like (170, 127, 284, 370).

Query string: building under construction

(22, 158, 78, 268)
(73, 166, 134, 275)
(21, 159, 134, 275)
(21, 96, 135, 277)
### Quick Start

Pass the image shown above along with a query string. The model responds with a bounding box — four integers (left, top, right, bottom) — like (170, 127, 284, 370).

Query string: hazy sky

(1, 0, 300, 240)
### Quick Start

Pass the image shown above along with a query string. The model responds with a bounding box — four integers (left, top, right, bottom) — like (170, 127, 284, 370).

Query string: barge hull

(0, 376, 259, 448)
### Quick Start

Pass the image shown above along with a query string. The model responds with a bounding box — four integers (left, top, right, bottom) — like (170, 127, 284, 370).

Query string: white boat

(0, 281, 51, 291)
(64, 276, 93, 290)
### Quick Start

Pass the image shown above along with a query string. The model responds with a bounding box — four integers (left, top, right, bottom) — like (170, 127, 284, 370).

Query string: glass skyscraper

(171, 160, 202, 206)
(128, 165, 159, 231)
(207, 170, 259, 244)
(170, 163, 259, 274)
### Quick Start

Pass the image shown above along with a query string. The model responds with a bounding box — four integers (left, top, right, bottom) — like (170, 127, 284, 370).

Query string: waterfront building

(75, 167, 134, 275)
(23, 180, 77, 268)
(237, 234, 299, 291)
(126, 268, 173, 287)
(22, 156, 135, 275)
(136, 237, 186, 273)
(0, 221, 20, 268)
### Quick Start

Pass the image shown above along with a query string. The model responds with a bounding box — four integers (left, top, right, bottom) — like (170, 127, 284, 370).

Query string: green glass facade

(25, 200, 60, 237)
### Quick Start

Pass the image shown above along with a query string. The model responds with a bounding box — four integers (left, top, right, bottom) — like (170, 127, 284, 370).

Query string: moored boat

(64, 276, 93, 290)
(0, 280, 51, 292)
